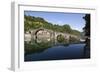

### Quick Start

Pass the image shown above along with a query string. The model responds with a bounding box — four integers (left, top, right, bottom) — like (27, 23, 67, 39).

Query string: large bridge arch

(30, 28, 55, 41)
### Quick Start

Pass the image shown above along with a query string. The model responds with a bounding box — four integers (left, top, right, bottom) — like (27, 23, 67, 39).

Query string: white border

(11, 2, 97, 71)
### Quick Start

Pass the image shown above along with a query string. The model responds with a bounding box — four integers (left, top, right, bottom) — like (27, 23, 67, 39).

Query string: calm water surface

(25, 43, 90, 61)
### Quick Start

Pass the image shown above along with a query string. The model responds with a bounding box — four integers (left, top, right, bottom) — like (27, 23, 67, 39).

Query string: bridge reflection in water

(24, 36, 90, 61)
(24, 28, 90, 61)
(25, 36, 69, 54)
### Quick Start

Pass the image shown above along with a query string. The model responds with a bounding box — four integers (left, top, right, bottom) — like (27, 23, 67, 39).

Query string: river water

(24, 43, 90, 61)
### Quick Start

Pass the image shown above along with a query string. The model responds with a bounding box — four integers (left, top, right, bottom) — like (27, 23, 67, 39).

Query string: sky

(24, 11, 86, 32)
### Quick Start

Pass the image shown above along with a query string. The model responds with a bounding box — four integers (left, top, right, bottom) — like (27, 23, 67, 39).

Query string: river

(24, 43, 90, 61)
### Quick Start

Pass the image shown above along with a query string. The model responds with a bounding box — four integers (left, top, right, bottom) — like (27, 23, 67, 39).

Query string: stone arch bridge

(24, 28, 78, 42)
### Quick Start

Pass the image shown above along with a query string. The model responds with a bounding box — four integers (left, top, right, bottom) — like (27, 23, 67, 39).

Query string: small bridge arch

(55, 32, 70, 40)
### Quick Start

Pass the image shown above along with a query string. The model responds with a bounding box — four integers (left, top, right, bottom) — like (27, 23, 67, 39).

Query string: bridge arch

(28, 28, 72, 42)
(34, 29, 44, 39)
(30, 28, 55, 42)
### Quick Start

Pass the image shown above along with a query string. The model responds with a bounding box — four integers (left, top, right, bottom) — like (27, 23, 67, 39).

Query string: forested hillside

(24, 15, 81, 36)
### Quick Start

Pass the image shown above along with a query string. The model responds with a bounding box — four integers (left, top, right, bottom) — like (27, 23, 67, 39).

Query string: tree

(71, 30, 81, 36)
(83, 14, 90, 50)
(24, 15, 81, 37)
(62, 24, 72, 33)
(83, 14, 90, 37)
(57, 34, 65, 43)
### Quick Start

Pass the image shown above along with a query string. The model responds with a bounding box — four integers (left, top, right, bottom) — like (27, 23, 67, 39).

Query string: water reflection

(24, 37, 90, 61)
(25, 37, 69, 55)
(83, 47, 90, 58)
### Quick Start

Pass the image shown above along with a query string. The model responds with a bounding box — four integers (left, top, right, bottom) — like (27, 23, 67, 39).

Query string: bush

(57, 34, 65, 43)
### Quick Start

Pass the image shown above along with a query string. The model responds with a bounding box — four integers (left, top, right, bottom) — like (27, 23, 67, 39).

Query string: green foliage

(83, 14, 90, 49)
(24, 15, 81, 36)
(62, 24, 72, 33)
(69, 36, 80, 43)
(57, 34, 65, 43)
(83, 14, 90, 37)
(71, 30, 81, 36)
(25, 41, 52, 55)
